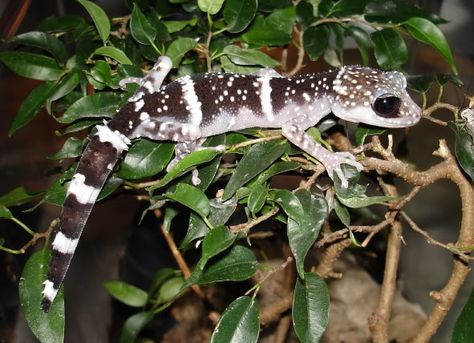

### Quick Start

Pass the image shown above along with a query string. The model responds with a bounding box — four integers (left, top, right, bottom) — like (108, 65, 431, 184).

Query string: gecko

(41, 56, 421, 312)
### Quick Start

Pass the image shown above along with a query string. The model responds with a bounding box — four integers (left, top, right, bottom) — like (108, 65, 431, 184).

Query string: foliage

(0, 0, 470, 342)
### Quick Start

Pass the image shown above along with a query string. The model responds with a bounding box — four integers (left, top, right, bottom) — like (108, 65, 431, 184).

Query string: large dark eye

(372, 96, 401, 118)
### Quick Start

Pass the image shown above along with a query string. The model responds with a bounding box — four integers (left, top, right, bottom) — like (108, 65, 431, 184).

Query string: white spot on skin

(182, 76, 203, 126)
(258, 75, 274, 122)
(52, 231, 79, 254)
(67, 173, 101, 204)
(42, 280, 58, 301)
(96, 124, 130, 151)
(134, 99, 145, 112)
(139, 112, 150, 121)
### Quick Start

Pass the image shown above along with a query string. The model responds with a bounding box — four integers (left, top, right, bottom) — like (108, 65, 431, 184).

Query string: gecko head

(329, 66, 422, 128)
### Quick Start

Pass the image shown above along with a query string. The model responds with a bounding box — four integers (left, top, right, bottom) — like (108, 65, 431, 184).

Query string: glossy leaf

(97, 176, 124, 201)
(130, 4, 157, 45)
(181, 213, 209, 250)
(222, 45, 279, 67)
(210, 296, 259, 343)
(37, 15, 88, 34)
(0, 187, 38, 207)
(452, 287, 474, 343)
(303, 25, 330, 61)
(49, 137, 84, 160)
(19, 250, 65, 343)
(242, 7, 296, 46)
(104, 281, 148, 307)
(57, 92, 122, 123)
(9, 81, 56, 136)
(0, 204, 12, 219)
(78, 0, 110, 44)
(220, 56, 262, 74)
(47, 69, 82, 110)
(118, 140, 174, 180)
(208, 196, 238, 227)
(198, 245, 257, 284)
(202, 225, 236, 260)
(166, 37, 197, 67)
(223, 0, 258, 33)
(0, 51, 63, 81)
(158, 276, 184, 302)
(293, 272, 329, 343)
(119, 311, 154, 343)
(364, 0, 446, 24)
(333, 198, 350, 227)
(149, 148, 221, 190)
(403, 17, 457, 74)
(9, 31, 67, 64)
(93, 46, 133, 65)
(347, 26, 372, 65)
(223, 140, 289, 200)
(448, 122, 474, 180)
(286, 189, 327, 279)
(166, 183, 210, 218)
(198, 0, 225, 15)
(371, 28, 407, 69)
(251, 161, 299, 185)
(247, 184, 268, 214)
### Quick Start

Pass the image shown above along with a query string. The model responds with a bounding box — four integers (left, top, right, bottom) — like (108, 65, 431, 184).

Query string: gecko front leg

(282, 124, 363, 188)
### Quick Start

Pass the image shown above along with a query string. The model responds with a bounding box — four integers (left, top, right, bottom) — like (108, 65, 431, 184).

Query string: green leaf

(333, 198, 350, 227)
(303, 25, 330, 61)
(220, 56, 262, 74)
(208, 197, 238, 226)
(0, 51, 63, 81)
(158, 276, 184, 302)
(9, 31, 68, 64)
(19, 250, 65, 343)
(224, 0, 258, 33)
(9, 81, 56, 136)
(272, 189, 305, 221)
(43, 167, 75, 206)
(248, 184, 268, 214)
(0, 187, 38, 207)
(210, 296, 259, 343)
(337, 194, 394, 208)
(130, 4, 157, 45)
(448, 122, 474, 180)
(47, 69, 82, 111)
(406, 74, 435, 93)
(296, 0, 315, 29)
(119, 311, 154, 343)
(163, 17, 198, 33)
(97, 176, 124, 201)
(49, 137, 84, 160)
(347, 26, 372, 65)
(181, 213, 209, 250)
(149, 148, 222, 190)
(250, 161, 299, 185)
(403, 17, 457, 74)
(293, 273, 329, 343)
(104, 281, 148, 307)
(166, 183, 210, 218)
(57, 92, 122, 123)
(199, 245, 257, 284)
(286, 190, 327, 279)
(364, 0, 446, 24)
(93, 46, 133, 65)
(371, 28, 407, 69)
(118, 140, 174, 180)
(198, 0, 225, 15)
(223, 140, 289, 200)
(166, 37, 197, 67)
(37, 15, 88, 34)
(222, 45, 279, 67)
(452, 287, 474, 343)
(242, 7, 296, 46)
(202, 225, 236, 261)
(321, 0, 369, 17)
(355, 126, 385, 145)
(78, 0, 110, 44)
(0, 204, 12, 219)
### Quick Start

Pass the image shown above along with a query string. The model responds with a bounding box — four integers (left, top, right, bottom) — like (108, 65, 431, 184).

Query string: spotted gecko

(41, 56, 421, 311)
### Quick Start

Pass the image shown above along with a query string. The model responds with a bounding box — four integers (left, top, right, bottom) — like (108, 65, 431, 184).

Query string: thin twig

(230, 207, 279, 233)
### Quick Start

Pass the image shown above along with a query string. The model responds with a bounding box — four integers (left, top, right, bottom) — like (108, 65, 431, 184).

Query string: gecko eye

(372, 96, 401, 118)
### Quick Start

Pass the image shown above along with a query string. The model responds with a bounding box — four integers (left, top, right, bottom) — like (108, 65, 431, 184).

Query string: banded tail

(41, 56, 173, 312)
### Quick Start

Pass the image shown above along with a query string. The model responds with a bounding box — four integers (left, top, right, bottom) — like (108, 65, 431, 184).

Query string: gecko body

(41, 56, 421, 311)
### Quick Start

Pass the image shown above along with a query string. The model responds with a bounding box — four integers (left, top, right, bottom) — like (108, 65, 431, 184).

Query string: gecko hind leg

(281, 124, 363, 188)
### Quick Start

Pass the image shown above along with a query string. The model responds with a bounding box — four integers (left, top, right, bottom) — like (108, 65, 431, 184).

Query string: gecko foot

(325, 152, 363, 189)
